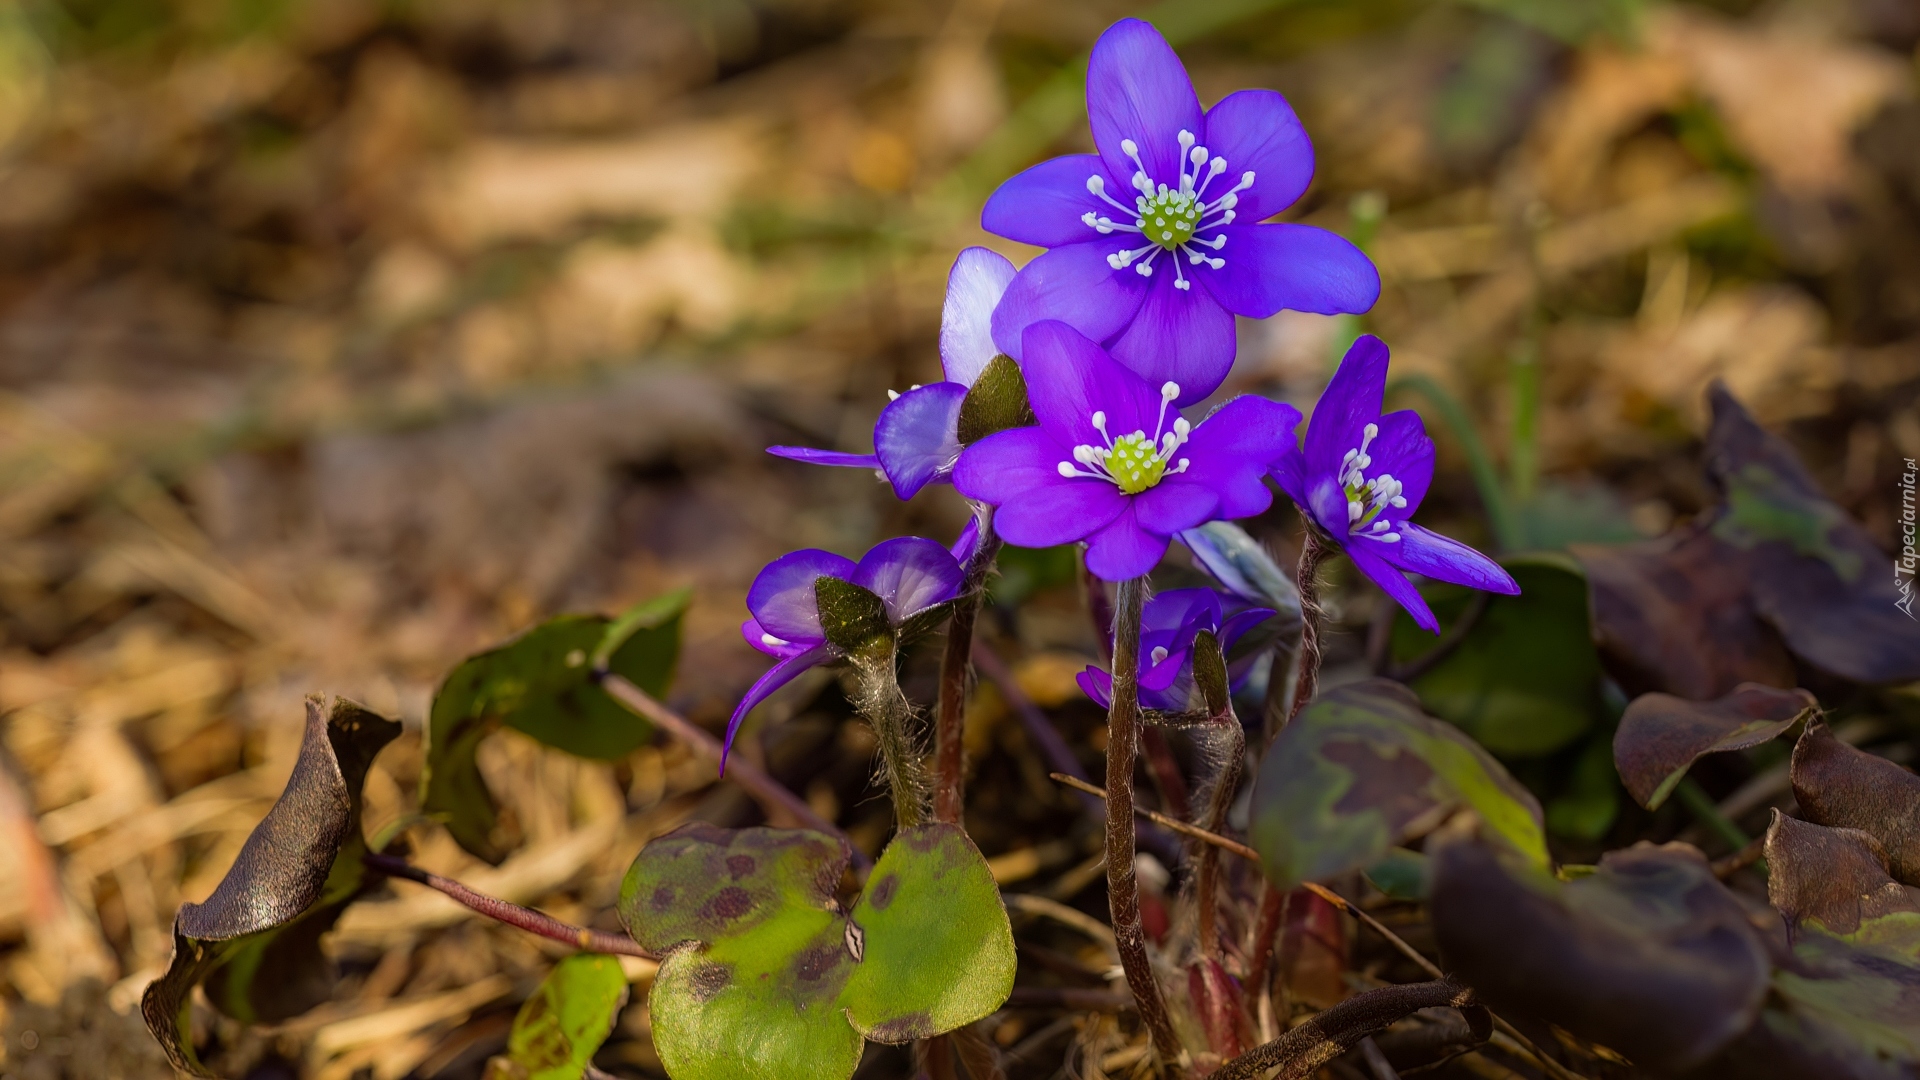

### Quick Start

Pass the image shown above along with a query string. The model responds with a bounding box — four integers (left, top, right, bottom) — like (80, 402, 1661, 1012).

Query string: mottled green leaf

(1249, 679, 1546, 890)
(424, 591, 688, 862)
(955, 354, 1034, 445)
(485, 954, 630, 1080)
(1387, 557, 1600, 757)
(143, 697, 401, 1077)
(1614, 684, 1815, 810)
(1430, 839, 1770, 1072)
(1792, 717, 1920, 886)
(619, 823, 1015, 1080)
(1706, 930, 1920, 1078)
(1364, 848, 1429, 901)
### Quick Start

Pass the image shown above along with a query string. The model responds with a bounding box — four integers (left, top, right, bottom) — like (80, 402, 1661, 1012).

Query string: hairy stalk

(1192, 716, 1243, 964)
(1084, 552, 1189, 819)
(363, 852, 655, 959)
(935, 509, 1001, 825)
(1289, 529, 1332, 725)
(849, 651, 928, 829)
(1212, 980, 1479, 1080)
(1105, 576, 1184, 1070)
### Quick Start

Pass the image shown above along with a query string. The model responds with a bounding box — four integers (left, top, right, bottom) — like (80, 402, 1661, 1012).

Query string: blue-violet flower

(768, 247, 1017, 499)
(728, 533, 970, 767)
(1271, 334, 1520, 632)
(982, 18, 1380, 406)
(953, 319, 1299, 581)
(1076, 587, 1275, 711)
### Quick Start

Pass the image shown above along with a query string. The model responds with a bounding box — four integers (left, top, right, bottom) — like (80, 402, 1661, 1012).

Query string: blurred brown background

(0, 0, 1916, 1075)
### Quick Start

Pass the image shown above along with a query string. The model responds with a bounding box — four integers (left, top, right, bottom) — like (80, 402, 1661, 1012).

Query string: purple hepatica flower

(953, 319, 1299, 582)
(728, 534, 967, 769)
(1076, 588, 1274, 711)
(982, 18, 1379, 407)
(767, 247, 1018, 499)
(1271, 334, 1520, 633)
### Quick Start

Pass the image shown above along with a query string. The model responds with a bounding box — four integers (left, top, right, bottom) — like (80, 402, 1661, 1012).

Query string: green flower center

(1056, 383, 1193, 496)
(1136, 189, 1199, 251)
(1106, 432, 1168, 494)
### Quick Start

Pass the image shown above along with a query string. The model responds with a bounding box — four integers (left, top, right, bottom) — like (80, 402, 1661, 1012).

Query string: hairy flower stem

(1106, 576, 1184, 1070)
(1193, 711, 1244, 964)
(852, 651, 928, 830)
(1084, 554, 1190, 819)
(1288, 529, 1332, 725)
(363, 852, 655, 959)
(935, 509, 1001, 825)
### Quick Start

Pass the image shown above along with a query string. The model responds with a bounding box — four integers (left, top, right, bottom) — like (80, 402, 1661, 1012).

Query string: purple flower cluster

(1077, 588, 1275, 712)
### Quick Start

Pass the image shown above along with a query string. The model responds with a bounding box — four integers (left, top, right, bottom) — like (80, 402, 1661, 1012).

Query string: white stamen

(1149, 645, 1170, 665)
(762, 633, 790, 647)
(1083, 133, 1240, 280)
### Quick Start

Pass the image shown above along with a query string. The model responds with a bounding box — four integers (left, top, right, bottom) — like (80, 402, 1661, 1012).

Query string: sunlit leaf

(1614, 684, 1815, 810)
(424, 590, 689, 862)
(1792, 717, 1920, 886)
(618, 823, 1015, 1080)
(484, 953, 630, 1080)
(142, 697, 401, 1077)
(1248, 679, 1547, 890)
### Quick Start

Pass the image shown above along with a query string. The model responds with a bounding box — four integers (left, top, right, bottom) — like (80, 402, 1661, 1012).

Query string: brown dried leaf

(1765, 811, 1920, 943)
(1614, 683, 1816, 810)
(1791, 717, 1920, 886)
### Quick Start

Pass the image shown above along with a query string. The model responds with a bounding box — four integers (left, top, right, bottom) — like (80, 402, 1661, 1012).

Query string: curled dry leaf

(1430, 838, 1771, 1072)
(1792, 717, 1920, 887)
(1614, 683, 1817, 810)
(142, 696, 402, 1077)
(1765, 812, 1920, 950)
(617, 822, 1015, 1080)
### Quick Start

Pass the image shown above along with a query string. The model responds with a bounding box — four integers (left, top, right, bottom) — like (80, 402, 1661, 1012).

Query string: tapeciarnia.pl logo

(1899, 457, 1916, 620)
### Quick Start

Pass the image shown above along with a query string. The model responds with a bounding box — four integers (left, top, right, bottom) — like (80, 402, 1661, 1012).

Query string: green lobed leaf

(424, 591, 689, 862)
(1248, 679, 1547, 890)
(484, 953, 630, 1080)
(1614, 684, 1816, 810)
(1387, 557, 1601, 757)
(619, 823, 1015, 1080)
(143, 697, 401, 1077)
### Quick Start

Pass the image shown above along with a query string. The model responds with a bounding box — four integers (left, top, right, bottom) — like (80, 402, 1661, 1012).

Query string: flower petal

(1087, 19, 1204, 195)
(1303, 334, 1392, 485)
(940, 247, 1019, 385)
(1140, 647, 1190, 692)
(722, 644, 835, 773)
(1361, 409, 1435, 519)
(1106, 268, 1237, 407)
(1304, 475, 1351, 538)
(1084, 504, 1176, 581)
(1175, 394, 1300, 519)
(1077, 666, 1115, 710)
(874, 382, 968, 500)
(1131, 474, 1219, 537)
(1200, 89, 1315, 223)
(991, 241, 1147, 360)
(1268, 447, 1312, 512)
(1143, 587, 1222, 637)
(767, 445, 882, 470)
(746, 549, 855, 643)
(950, 512, 983, 566)
(1219, 606, 1277, 652)
(1370, 524, 1519, 595)
(742, 617, 811, 659)
(1021, 319, 1163, 452)
(979, 156, 1116, 251)
(1346, 542, 1440, 634)
(1195, 223, 1380, 319)
(852, 536, 966, 623)
(954, 427, 1128, 547)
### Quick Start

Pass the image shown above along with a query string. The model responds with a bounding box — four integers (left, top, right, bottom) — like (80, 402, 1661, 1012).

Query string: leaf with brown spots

(1792, 717, 1920, 887)
(617, 823, 1014, 1080)
(1614, 684, 1817, 810)
(142, 696, 402, 1077)
(1248, 679, 1547, 890)
(1765, 812, 1920, 957)
(483, 953, 629, 1080)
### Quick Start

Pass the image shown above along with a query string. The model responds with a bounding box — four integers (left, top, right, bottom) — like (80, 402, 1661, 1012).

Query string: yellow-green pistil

(1137, 188, 1199, 250)
(1106, 432, 1168, 494)
(1056, 383, 1193, 494)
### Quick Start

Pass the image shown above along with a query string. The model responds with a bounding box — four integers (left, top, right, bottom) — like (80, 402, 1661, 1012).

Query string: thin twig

(363, 852, 656, 959)
(1104, 576, 1184, 1071)
(1212, 980, 1476, 1080)
(936, 510, 1001, 825)
(595, 671, 868, 867)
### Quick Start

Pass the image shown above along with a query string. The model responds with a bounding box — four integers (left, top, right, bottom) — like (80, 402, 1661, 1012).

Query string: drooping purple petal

(874, 382, 968, 500)
(1021, 320, 1164, 452)
(1267, 448, 1312, 521)
(1304, 475, 1352, 539)
(1219, 606, 1277, 652)
(940, 247, 1019, 385)
(1200, 89, 1315, 223)
(1086, 19, 1203, 194)
(1130, 475, 1219, 539)
(1084, 504, 1175, 581)
(1170, 395, 1300, 519)
(1303, 334, 1392, 486)
(767, 445, 882, 470)
(1077, 666, 1115, 709)
(1195, 223, 1380, 320)
(1140, 647, 1190, 692)
(722, 644, 835, 773)
(954, 427, 1128, 547)
(745, 549, 855, 644)
(742, 617, 812, 659)
(1143, 587, 1222, 637)
(1370, 524, 1519, 595)
(979, 157, 1117, 252)
(1346, 542, 1440, 634)
(991, 242, 1147, 360)
(950, 513, 983, 567)
(852, 536, 966, 623)
(1359, 410, 1436, 519)
(1105, 269, 1237, 407)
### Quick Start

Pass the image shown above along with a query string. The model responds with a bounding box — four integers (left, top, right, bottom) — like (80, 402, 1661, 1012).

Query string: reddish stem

(935, 511, 1001, 825)
(363, 851, 655, 959)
